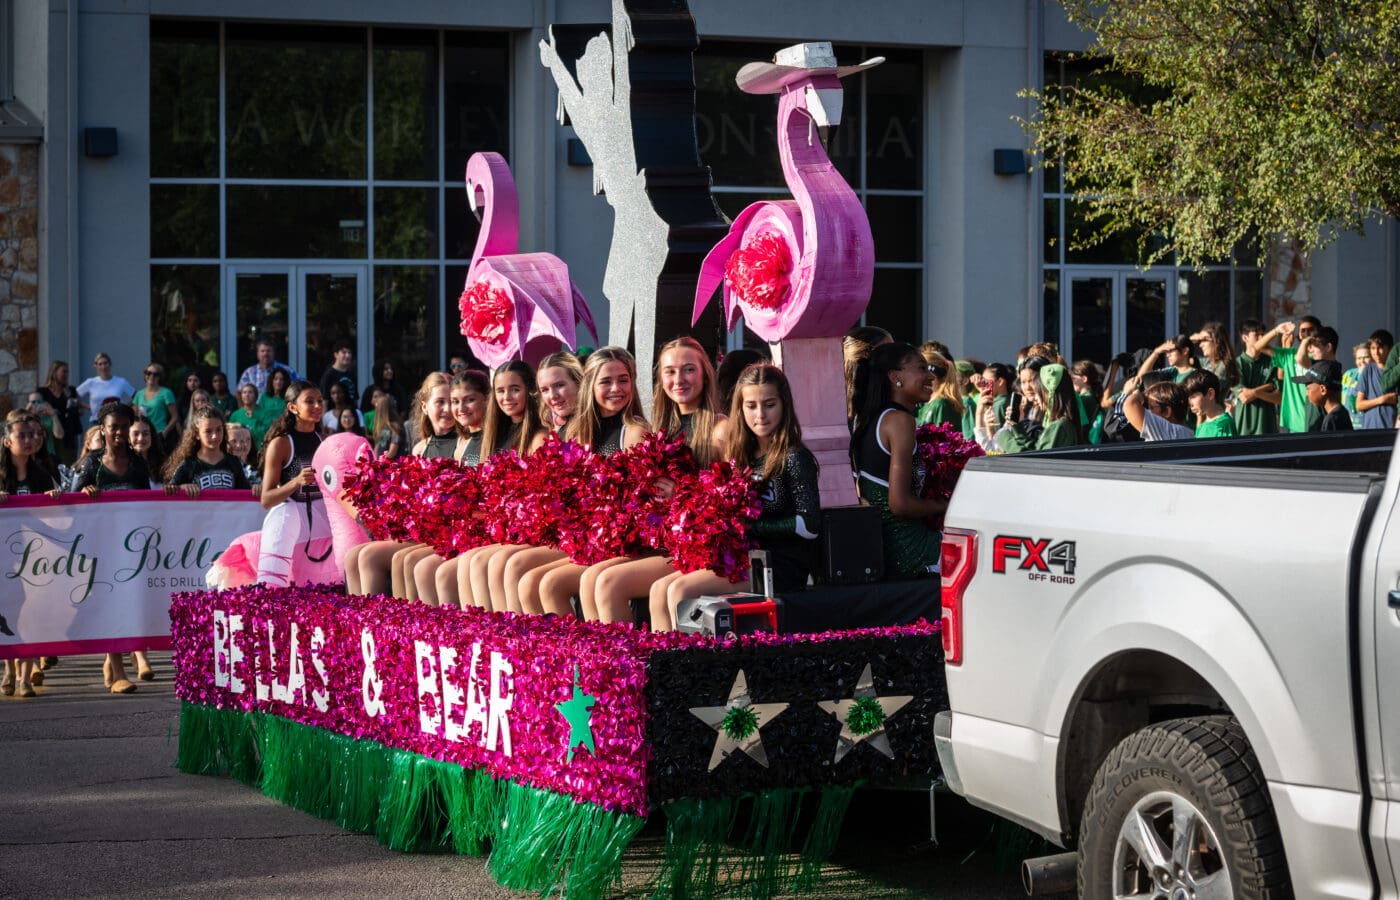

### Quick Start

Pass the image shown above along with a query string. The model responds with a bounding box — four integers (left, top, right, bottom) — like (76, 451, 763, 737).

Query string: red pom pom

(459, 280, 514, 345)
(724, 232, 792, 312)
(913, 422, 985, 529)
(663, 460, 761, 582)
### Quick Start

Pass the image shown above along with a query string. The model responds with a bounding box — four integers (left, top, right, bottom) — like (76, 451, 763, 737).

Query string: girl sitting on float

(649, 363, 820, 631)
(453, 361, 550, 610)
(406, 369, 490, 607)
(508, 347, 649, 617)
(849, 342, 947, 579)
(345, 372, 457, 597)
(0, 409, 64, 698)
(581, 336, 728, 623)
(467, 352, 584, 613)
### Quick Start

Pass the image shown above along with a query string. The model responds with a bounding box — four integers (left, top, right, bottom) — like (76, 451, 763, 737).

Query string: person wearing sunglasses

(131, 363, 181, 451)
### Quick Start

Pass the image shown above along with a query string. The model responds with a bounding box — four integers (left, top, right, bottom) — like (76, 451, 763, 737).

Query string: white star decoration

(689, 669, 790, 771)
(817, 662, 913, 763)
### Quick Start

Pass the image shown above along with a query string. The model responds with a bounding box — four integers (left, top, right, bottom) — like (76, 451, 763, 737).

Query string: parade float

(171, 3, 971, 896)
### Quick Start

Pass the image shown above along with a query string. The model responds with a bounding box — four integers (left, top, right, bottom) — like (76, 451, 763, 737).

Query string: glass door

(223, 265, 369, 384)
(1060, 268, 1175, 365)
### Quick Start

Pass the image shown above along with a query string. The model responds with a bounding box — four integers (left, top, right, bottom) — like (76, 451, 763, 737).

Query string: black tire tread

(1077, 715, 1293, 899)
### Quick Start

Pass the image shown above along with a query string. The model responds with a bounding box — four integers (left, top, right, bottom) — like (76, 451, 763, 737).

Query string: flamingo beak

(466, 180, 485, 224)
(804, 85, 844, 147)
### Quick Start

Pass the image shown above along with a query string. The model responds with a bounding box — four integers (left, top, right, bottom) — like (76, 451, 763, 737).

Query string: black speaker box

(820, 505, 884, 584)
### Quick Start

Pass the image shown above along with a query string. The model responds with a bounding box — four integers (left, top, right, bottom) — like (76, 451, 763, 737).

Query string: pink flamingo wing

(571, 283, 599, 344)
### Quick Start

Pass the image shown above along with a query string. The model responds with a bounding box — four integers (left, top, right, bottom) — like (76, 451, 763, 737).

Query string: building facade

(3, 0, 1397, 407)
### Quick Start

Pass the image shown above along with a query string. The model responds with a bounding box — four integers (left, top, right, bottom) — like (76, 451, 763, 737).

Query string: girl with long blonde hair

(582, 337, 729, 623)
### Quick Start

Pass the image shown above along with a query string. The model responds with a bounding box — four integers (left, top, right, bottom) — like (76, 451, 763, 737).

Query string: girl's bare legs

(412, 553, 445, 606)
(486, 545, 528, 612)
(357, 540, 407, 596)
(590, 556, 675, 625)
(538, 563, 589, 618)
(665, 570, 738, 631)
(105, 651, 135, 693)
(505, 548, 566, 614)
(456, 546, 496, 609)
(576, 558, 631, 620)
(648, 571, 686, 631)
(132, 650, 154, 681)
(518, 556, 573, 615)
(398, 546, 437, 600)
(15, 658, 34, 695)
(434, 557, 461, 609)
(468, 545, 509, 612)
(344, 542, 368, 594)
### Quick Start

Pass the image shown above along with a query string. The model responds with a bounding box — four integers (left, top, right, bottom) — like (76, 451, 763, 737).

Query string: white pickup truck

(933, 429, 1400, 899)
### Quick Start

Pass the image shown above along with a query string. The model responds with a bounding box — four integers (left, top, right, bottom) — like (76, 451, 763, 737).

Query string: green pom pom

(846, 696, 885, 736)
(722, 704, 759, 741)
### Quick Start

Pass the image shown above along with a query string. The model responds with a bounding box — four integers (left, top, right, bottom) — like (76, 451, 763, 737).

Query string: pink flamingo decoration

(692, 43, 883, 343)
(458, 152, 598, 368)
(694, 43, 883, 507)
(206, 433, 372, 590)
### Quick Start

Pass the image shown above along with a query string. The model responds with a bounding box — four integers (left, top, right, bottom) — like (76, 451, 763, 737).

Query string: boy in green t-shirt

(1250, 317, 1324, 432)
(1184, 370, 1237, 438)
(1232, 318, 1279, 435)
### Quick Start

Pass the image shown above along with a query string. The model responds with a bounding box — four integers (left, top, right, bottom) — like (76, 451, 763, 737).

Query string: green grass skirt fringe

(176, 701, 856, 899)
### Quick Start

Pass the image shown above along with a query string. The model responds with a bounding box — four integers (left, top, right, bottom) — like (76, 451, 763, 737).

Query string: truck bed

(1004, 428, 1394, 474)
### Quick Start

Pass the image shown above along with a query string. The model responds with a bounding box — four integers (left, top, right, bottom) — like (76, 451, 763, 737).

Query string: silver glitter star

(817, 663, 913, 763)
(689, 669, 790, 771)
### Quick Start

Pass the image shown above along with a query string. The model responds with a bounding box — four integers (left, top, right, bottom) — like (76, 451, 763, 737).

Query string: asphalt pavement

(0, 653, 1040, 898)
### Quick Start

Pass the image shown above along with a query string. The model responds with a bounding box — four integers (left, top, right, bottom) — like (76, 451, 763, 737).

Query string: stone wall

(1266, 238, 1310, 324)
(0, 142, 40, 417)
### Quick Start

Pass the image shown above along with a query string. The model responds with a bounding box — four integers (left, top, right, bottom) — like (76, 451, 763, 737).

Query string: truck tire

(1078, 716, 1291, 900)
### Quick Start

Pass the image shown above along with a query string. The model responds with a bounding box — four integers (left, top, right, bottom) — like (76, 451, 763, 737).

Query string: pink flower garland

(459, 280, 514, 345)
(724, 232, 792, 312)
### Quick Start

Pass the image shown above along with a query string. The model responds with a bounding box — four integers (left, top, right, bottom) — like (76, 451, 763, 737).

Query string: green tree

(1026, 0, 1400, 265)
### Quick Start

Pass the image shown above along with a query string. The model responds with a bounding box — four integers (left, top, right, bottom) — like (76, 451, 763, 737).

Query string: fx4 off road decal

(991, 535, 1077, 584)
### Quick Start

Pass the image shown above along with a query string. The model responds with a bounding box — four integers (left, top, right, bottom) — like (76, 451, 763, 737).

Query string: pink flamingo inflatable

(207, 433, 373, 590)
(692, 42, 883, 343)
(457, 152, 598, 368)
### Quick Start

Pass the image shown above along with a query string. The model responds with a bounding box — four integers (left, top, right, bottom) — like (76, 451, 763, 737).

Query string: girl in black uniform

(460, 361, 552, 611)
(849, 342, 945, 578)
(584, 337, 729, 623)
(0, 411, 62, 699)
(524, 347, 650, 617)
(407, 369, 492, 607)
(346, 372, 455, 597)
(163, 408, 252, 496)
(255, 381, 328, 587)
(73, 403, 151, 694)
(650, 363, 821, 631)
(477, 353, 583, 614)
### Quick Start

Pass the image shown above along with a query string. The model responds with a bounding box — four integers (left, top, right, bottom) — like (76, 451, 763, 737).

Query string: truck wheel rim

(1110, 790, 1231, 900)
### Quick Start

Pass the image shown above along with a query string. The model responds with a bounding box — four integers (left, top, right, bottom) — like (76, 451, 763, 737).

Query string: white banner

(0, 490, 266, 659)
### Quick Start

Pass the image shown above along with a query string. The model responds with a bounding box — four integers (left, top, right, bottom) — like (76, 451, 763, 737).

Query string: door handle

(1389, 590, 1400, 609)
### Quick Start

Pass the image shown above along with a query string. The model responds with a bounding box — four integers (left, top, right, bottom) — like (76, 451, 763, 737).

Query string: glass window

(1233, 270, 1263, 334)
(443, 32, 510, 177)
(232, 271, 290, 380)
(1124, 277, 1168, 355)
(225, 24, 367, 180)
(695, 42, 784, 188)
(1044, 198, 1060, 264)
(151, 184, 218, 259)
(866, 268, 921, 343)
(375, 187, 439, 260)
(375, 267, 441, 392)
(1070, 276, 1113, 366)
(151, 264, 221, 376)
(863, 48, 922, 190)
(374, 29, 439, 182)
(1178, 270, 1231, 334)
(443, 181, 484, 263)
(150, 21, 219, 178)
(1043, 270, 1060, 347)
(868, 195, 921, 263)
(226, 186, 367, 258)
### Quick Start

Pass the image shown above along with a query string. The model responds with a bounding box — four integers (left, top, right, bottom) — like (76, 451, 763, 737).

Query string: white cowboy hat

(736, 41, 884, 95)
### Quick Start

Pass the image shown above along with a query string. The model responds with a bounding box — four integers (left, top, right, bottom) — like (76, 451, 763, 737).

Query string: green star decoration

(722, 704, 759, 741)
(555, 665, 596, 763)
(846, 696, 886, 736)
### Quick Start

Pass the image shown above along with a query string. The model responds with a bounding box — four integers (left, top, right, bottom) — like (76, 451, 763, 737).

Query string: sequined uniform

(750, 445, 821, 592)
(853, 405, 938, 577)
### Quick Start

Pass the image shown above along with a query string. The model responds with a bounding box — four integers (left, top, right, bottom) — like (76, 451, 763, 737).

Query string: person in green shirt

(955, 359, 981, 439)
(255, 367, 294, 445)
(1184, 370, 1237, 438)
(1135, 334, 1200, 385)
(914, 349, 963, 429)
(996, 360, 1084, 453)
(1232, 318, 1280, 435)
(1249, 317, 1324, 433)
